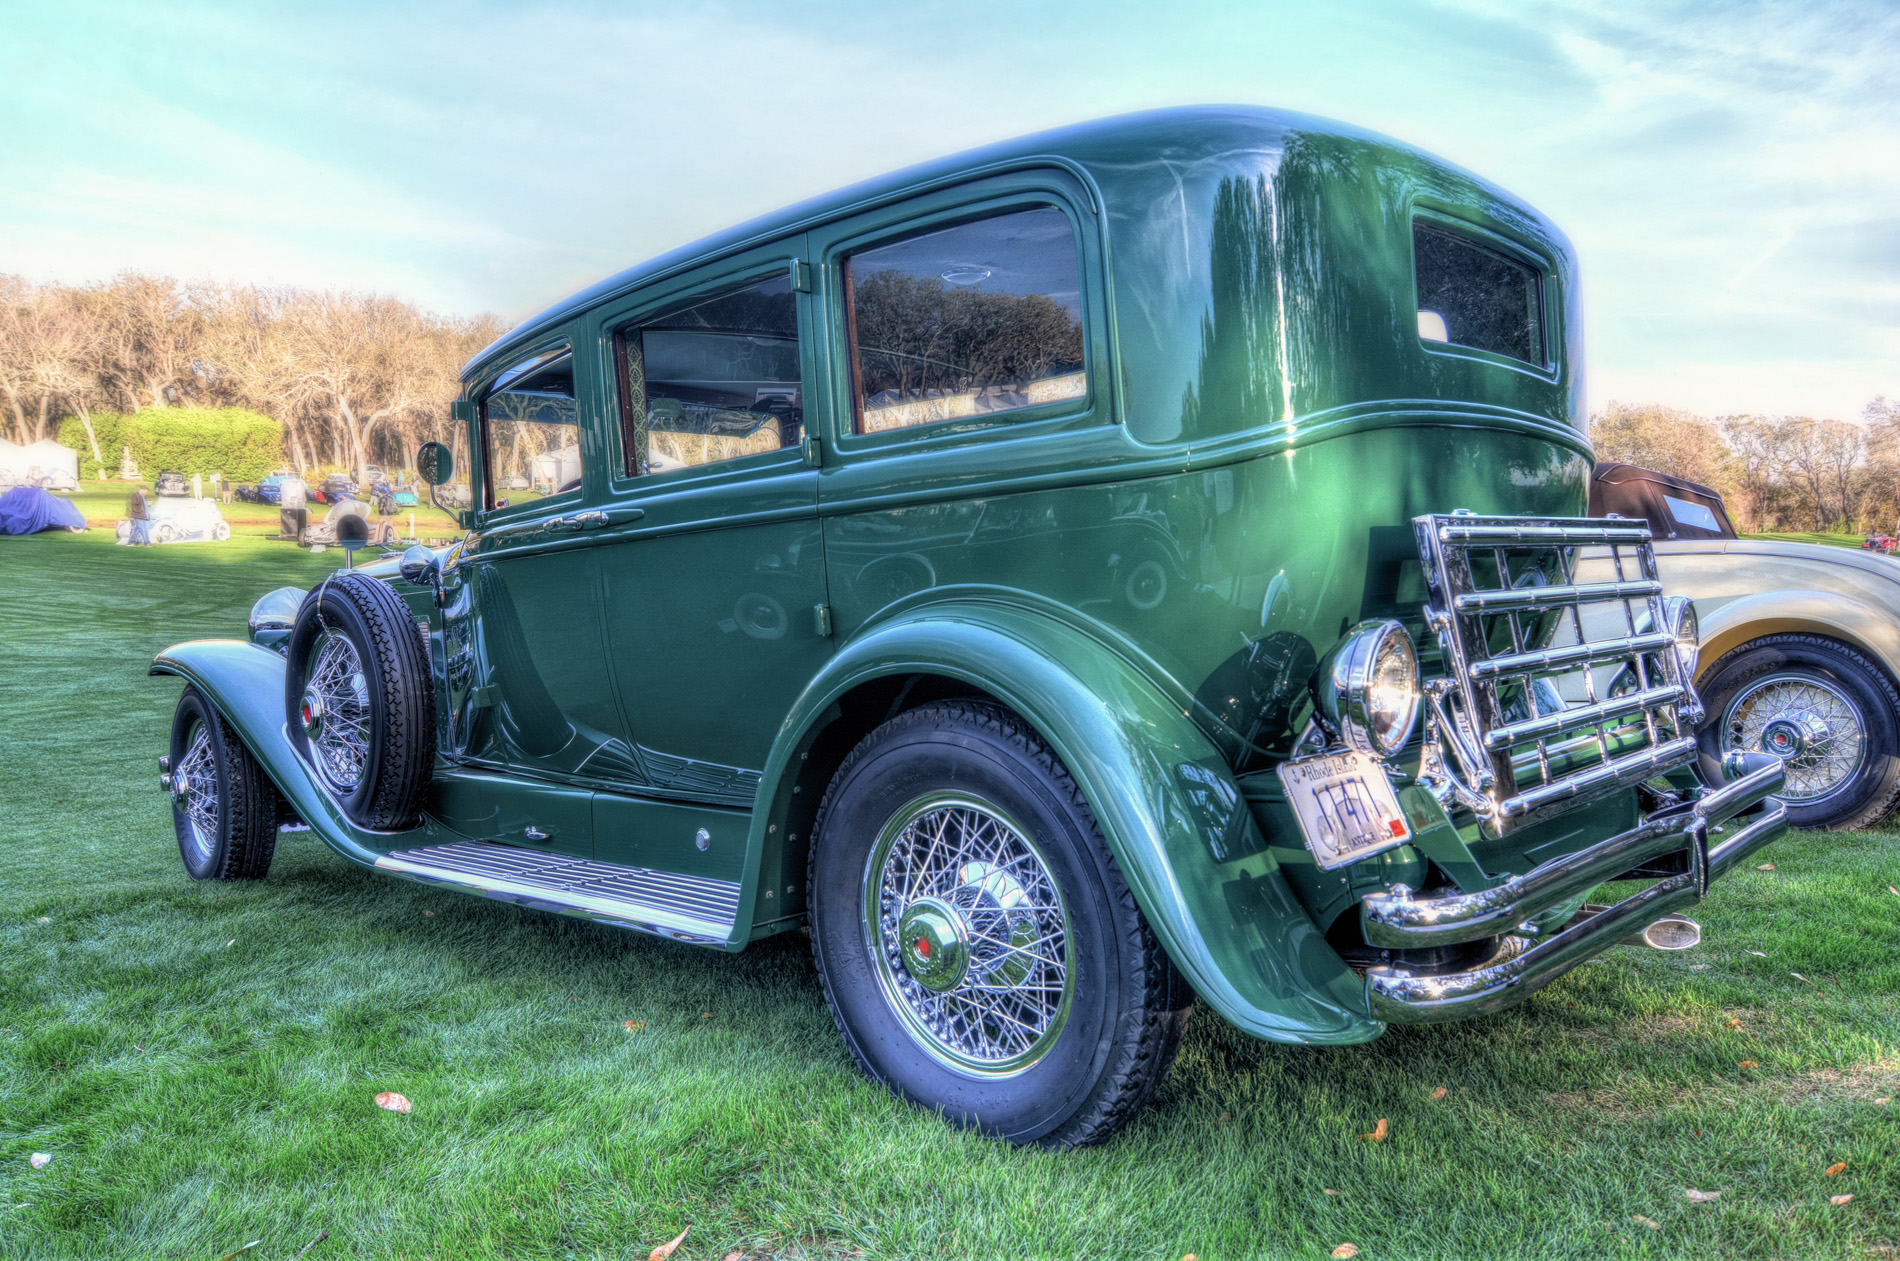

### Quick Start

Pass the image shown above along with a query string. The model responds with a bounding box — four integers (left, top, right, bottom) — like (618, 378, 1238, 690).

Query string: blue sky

(2, 0, 1893, 420)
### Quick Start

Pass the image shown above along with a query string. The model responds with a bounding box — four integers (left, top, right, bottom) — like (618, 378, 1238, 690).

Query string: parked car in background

(321, 473, 357, 502)
(1588, 461, 1900, 829)
(119, 496, 232, 543)
(152, 107, 1787, 1149)
(155, 471, 189, 497)
(256, 472, 293, 505)
(1861, 534, 1895, 554)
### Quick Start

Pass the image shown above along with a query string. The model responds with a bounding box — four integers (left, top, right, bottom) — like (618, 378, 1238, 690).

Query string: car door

(438, 333, 626, 858)
(583, 240, 833, 878)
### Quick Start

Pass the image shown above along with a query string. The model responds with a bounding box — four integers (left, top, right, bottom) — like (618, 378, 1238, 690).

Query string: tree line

(1592, 399, 1900, 535)
(0, 273, 503, 481)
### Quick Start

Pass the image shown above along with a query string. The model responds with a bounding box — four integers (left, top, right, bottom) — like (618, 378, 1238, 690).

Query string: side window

(844, 206, 1086, 435)
(482, 347, 581, 510)
(619, 275, 802, 476)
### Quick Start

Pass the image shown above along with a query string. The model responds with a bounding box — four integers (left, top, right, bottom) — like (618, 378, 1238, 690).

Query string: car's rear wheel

(284, 571, 435, 830)
(809, 699, 1190, 1147)
(169, 686, 278, 880)
(1696, 633, 1900, 830)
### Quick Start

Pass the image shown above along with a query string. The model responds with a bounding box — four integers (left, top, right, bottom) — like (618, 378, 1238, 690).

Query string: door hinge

(813, 604, 833, 637)
(450, 399, 475, 423)
(789, 258, 812, 293)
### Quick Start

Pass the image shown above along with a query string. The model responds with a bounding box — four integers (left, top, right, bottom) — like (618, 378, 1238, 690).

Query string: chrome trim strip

(1496, 735, 1698, 820)
(1482, 684, 1686, 749)
(1438, 523, 1654, 546)
(1452, 578, 1662, 614)
(1470, 631, 1675, 679)
(1362, 758, 1784, 949)
(375, 841, 738, 943)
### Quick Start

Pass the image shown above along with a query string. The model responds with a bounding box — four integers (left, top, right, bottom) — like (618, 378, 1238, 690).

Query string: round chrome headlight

(1315, 619, 1422, 757)
(248, 586, 306, 647)
(1660, 595, 1704, 722)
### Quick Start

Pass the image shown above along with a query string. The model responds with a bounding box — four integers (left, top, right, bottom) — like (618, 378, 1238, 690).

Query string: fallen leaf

(624, 1020, 647, 1032)
(1756, 862, 1775, 870)
(423, 910, 435, 917)
(375, 1091, 413, 1114)
(1825, 1162, 1846, 1177)
(1888, 886, 1899, 898)
(1790, 972, 1808, 982)
(33, 916, 49, 924)
(1685, 1188, 1721, 1203)
(701, 1011, 714, 1019)
(1876, 1097, 1891, 1106)
(1739, 1060, 1759, 1069)
(724, 1254, 745, 1261)
(1690, 963, 1710, 970)
(1361, 1117, 1389, 1143)
(1831, 1194, 1854, 1206)
(134, 1044, 144, 1051)
(29, 1152, 50, 1169)
(1747, 950, 1768, 957)
(215, 1243, 262, 1261)
(1331, 1245, 1359, 1259)
(1323, 1188, 1339, 1196)
(225, 939, 235, 949)
(1430, 1087, 1448, 1100)
(1182, 1255, 1198, 1261)
(649, 1226, 690, 1260)
(1726, 1018, 1741, 1029)
(1217, 1111, 1230, 1123)
(1632, 1215, 1661, 1231)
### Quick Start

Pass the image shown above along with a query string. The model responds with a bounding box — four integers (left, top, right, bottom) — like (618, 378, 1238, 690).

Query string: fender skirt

(749, 602, 1381, 1045)
(151, 639, 454, 866)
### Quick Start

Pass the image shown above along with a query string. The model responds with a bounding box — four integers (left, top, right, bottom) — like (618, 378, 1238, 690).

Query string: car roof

(463, 104, 1417, 384)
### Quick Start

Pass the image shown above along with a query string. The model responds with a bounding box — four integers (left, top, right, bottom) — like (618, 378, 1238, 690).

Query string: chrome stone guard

(1359, 511, 1788, 1023)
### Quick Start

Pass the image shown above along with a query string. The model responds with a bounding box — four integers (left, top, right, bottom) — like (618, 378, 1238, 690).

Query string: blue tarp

(0, 486, 87, 535)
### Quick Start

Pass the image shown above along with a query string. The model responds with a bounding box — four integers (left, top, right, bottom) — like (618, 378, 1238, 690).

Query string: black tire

(1695, 633, 1900, 830)
(284, 570, 435, 830)
(169, 686, 278, 880)
(809, 700, 1190, 1147)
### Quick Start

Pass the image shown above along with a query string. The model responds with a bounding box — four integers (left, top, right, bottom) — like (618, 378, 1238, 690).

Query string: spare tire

(283, 571, 435, 829)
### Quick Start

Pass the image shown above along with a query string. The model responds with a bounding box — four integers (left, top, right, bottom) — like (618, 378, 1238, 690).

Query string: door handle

(546, 510, 619, 532)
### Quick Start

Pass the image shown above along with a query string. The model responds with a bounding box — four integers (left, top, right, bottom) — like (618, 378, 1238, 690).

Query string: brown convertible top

(1587, 461, 1737, 541)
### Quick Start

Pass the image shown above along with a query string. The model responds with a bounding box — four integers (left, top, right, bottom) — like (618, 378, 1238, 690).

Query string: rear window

(1413, 223, 1545, 366)
(1664, 494, 1723, 534)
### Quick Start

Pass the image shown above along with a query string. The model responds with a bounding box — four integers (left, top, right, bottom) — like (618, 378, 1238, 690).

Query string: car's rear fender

(744, 598, 1381, 1046)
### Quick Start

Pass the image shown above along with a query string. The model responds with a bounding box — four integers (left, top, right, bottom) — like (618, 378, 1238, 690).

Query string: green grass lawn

(1, 531, 1895, 1260)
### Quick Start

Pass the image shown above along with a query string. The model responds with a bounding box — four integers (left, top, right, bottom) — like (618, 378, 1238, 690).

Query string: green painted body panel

(160, 107, 1647, 1047)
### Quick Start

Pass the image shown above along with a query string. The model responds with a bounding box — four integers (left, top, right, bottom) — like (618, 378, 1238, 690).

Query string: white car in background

(118, 496, 232, 544)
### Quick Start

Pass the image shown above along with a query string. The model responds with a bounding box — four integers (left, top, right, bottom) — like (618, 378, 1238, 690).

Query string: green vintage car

(154, 106, 1788, 1147)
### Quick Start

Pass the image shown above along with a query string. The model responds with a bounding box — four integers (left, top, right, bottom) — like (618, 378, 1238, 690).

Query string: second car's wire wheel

(863, 793, 1073, 1078)
(173, 719, 219, 864)
(302, 630, 371, 792)
(1722, 671, 1866, 802)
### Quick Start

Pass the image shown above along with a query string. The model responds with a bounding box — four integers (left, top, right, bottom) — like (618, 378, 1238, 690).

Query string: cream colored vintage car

(1586, 463, 1900, 830)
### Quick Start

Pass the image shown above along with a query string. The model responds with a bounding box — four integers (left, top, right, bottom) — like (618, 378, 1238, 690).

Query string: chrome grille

(1413, 512, 1701, 836)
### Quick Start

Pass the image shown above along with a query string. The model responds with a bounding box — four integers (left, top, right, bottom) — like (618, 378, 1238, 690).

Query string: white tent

(0, 438, 80, 485)
(532, 444, 582, 490)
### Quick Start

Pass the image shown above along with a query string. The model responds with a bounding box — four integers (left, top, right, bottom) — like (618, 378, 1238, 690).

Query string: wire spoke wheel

(1723, 671, 1866, 802)
(300, 630, 371, 793)
(863, 793, 1073, 1078)
(174, 720, 220, 863)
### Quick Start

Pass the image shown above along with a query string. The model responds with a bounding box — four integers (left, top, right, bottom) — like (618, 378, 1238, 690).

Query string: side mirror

(416, 441, 454, 486)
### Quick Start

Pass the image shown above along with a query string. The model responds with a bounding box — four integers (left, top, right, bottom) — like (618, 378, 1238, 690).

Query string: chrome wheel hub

(864, 794, 1072, 1078)
(305, 631, 370, 792)
(174, 721, 219, 861)
(1723, 672, 1865, 802)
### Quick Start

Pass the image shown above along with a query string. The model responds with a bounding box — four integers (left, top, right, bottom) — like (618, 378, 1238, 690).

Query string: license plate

(1277, 750, 1413, 871)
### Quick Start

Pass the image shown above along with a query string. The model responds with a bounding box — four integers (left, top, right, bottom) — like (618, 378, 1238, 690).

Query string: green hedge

(59, 408, 284, 482)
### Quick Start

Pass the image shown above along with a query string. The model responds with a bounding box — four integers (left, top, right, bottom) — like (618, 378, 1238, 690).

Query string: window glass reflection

(484, 349, 581, 509)
(846, 207, 1087, 434)
(1413, 224, 1545, 365)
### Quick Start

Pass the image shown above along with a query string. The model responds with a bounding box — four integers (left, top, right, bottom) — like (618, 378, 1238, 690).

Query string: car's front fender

(744, 599, 1380, 1046)
(1694, 588, 1900, 686)
(151, 640, 448, 868)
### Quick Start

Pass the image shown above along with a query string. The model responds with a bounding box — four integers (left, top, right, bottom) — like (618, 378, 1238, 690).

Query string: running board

(375, 842, 739, 945)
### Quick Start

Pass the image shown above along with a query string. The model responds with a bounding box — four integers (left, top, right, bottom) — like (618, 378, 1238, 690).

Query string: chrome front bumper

(1363, 755, 1787, 1023)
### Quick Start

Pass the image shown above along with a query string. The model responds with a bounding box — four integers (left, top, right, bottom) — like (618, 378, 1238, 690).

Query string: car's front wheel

(169, 686, 278, 880)
(809, 700, 1190, 1147)
(1696, 633, 1900, 830)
